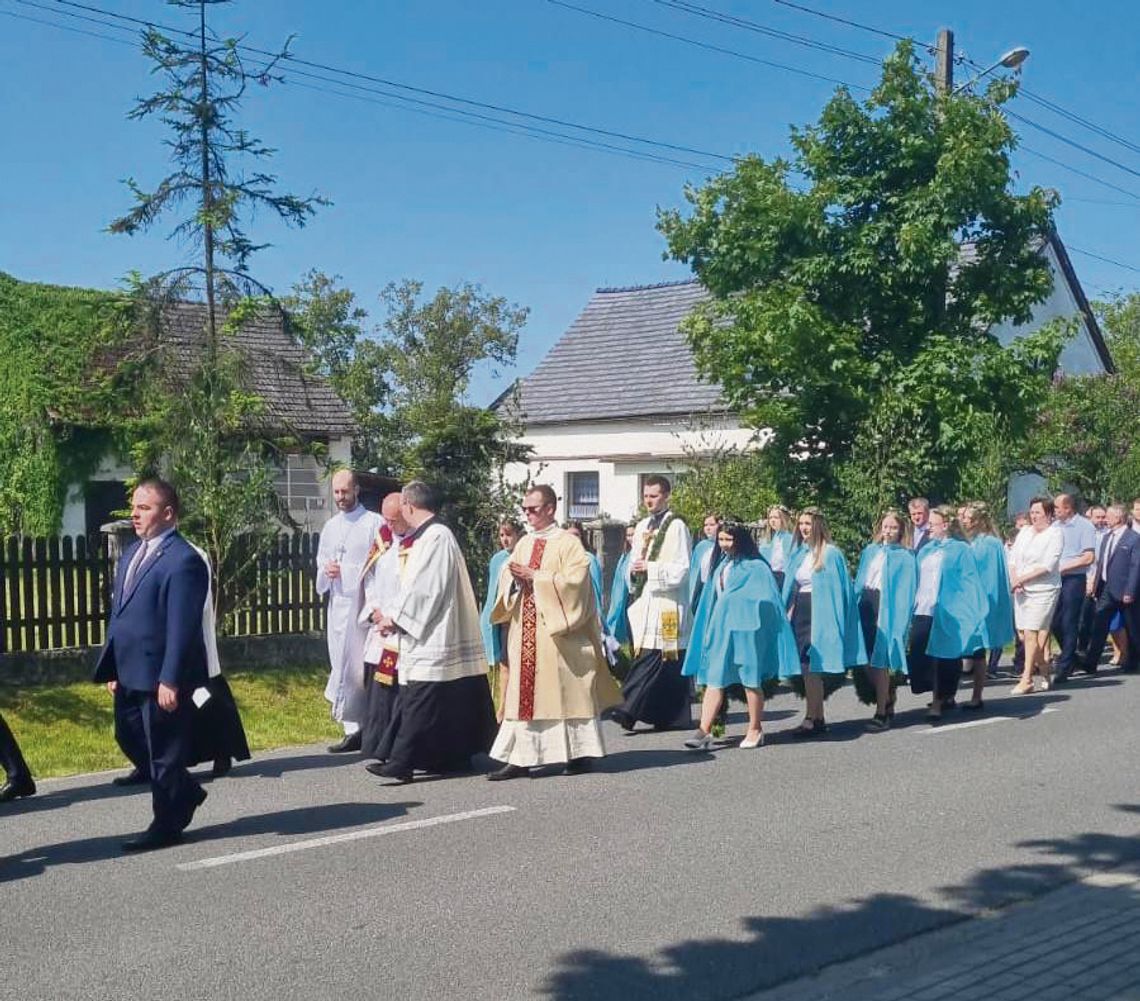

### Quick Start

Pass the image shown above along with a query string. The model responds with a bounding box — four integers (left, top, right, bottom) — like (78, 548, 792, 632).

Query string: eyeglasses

(521, 505, 544, 514)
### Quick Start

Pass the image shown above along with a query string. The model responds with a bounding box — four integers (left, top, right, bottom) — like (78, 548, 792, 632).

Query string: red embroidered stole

(361, 523, 395, 581)
(373, 532, 417, 686)
(517, 538, 547, 721)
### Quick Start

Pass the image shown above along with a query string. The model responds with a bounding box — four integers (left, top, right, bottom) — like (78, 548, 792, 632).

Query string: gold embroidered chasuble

(491, 528, 621, 721)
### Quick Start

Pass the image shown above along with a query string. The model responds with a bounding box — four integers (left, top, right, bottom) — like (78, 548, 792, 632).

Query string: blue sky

(2, 0, 1138, 403)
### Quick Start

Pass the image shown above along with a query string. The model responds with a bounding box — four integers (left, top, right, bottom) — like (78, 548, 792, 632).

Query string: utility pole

(934, 28, 954, 92)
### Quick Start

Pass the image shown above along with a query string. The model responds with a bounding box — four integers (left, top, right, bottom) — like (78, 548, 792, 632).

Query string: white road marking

(176, 805, 517, 871)
(919, 706, 1059, 735)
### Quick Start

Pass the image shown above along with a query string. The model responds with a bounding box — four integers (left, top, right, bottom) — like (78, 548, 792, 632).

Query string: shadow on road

(0, 800, 420, 885)
(539, 805, 1140, 1001)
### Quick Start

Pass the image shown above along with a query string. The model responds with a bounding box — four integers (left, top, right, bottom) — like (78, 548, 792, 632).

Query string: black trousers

(1084, 586, 1140, 672)
(116, 688, 203, 834)
(908, 614, 961, 700)
(0, 712, 32, 783)
(1052, 574, 1088, 675)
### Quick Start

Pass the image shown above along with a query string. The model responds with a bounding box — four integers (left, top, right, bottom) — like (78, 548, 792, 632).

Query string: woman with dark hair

(909, 505, 987, 722)
(960, 501, 1015, 710)
(1007, 496, 1064, 694)
(853, 510, 916, 732)
(758, 505, 797, 591)
(781, 508, 864, 737)
(681, 523, 796, 750)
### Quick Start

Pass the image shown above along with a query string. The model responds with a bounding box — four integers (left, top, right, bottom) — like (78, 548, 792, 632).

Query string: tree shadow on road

(0, 800, 420, 885)
(539, 805, 1140, 1001)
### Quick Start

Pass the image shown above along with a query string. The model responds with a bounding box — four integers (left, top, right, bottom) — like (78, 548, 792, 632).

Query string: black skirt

(858, 589, 881, 666)
(908, 614, 962, 699)
(792, 592, 813, 663)
(188, 675, 251, 767)
(383, 674, 498, 774)
(360, 664, 401, 761)
(772, 570, 785, 593)
(617, 648, 693, 729)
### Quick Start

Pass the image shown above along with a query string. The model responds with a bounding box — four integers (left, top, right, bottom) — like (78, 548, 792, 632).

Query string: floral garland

(628, 512, 676, 603)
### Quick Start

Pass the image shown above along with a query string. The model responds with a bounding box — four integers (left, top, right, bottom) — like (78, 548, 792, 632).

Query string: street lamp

(952, 47, 1030, 94)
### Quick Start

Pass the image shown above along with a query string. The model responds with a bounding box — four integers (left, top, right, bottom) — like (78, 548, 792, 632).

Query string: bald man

(316, 470, 383, 752)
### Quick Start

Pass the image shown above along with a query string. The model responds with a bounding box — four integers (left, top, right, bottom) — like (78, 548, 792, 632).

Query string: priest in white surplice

(371, 481, 498, 783)
(487, 485, 620, 780)
(315, 469, 383, 753)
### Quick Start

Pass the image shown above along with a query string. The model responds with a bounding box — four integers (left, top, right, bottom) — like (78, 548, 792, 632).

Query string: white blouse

(864, 550, 886, 591)
(913, 548, 945, 616)
(1009, 524, 1064, 593)
(768, 535, 786, 572)
(794, 552, 814, 593)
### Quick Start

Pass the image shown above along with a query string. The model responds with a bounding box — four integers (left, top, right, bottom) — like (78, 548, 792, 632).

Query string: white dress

(1008, 524, 1063, 630)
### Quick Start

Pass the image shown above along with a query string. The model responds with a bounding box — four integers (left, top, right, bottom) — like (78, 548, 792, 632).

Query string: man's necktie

(122, 540, 150, 599)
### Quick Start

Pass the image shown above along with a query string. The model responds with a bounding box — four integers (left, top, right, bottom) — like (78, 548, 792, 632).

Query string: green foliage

(658, 41, 1061, 532)
(0, 274, 140, 535)
(1021, 293, 1140, 503)
(669, 434, 779, 528)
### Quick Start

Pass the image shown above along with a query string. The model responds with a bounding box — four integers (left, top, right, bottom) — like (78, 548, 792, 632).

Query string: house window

(567, 471, 600, 520)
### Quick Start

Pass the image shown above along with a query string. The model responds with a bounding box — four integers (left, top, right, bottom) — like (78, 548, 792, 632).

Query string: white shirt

(864, 550, 887, 591)
(914, 548, 945, 616)
(768, 535, 786, 572)
(794, 553, 814, 593)
(1101, 526, 1126, 583)
(1009, 524, 1064, 593)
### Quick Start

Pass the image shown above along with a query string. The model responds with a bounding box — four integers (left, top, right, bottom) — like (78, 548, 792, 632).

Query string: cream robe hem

(490, 718, 606, 766)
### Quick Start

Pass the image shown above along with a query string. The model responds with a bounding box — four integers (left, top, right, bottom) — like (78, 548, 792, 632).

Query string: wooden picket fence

(1, 532, 325, 654)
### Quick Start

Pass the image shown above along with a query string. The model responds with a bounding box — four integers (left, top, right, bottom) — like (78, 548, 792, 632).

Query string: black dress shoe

(563, 757, 594, 776)
(1053, 669, 1071, 685)
(210, 757, 233, 779)
(371, 761, 413, 783)
(608, 709, 636, 733)
(112, 767, 149, 787)
(122, 829, 184, 853)
(1079, 661, 1099, 675)
(487, 764, 532, 782)
(0, 775, 36, 802)
(327, 732, 363, 754)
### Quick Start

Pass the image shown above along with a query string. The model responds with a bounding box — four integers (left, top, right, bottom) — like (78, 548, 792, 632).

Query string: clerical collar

(532, 523, 561, 539)
(405, 515, 437, 544)
(648, 509, 670, 528)
(342, 504, 366, 520)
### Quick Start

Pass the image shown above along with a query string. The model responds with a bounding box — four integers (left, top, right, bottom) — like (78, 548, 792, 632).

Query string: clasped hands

(370, 609, 401, 635)
(507, 561, 536, 590)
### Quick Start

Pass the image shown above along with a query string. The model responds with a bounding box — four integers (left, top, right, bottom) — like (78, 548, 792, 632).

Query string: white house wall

(990, 242, 1106, 375)
(508, 416, 756, 521)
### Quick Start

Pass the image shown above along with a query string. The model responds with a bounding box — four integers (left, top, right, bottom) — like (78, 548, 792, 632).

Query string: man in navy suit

(1064, 503, 1140, 682)
(908, 497, 932, 552)
(94, 478, 210, 851)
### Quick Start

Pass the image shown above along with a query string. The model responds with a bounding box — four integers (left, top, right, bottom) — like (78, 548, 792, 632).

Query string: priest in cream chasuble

(488, 488, 621, 777)
(611, 475, 694, 732)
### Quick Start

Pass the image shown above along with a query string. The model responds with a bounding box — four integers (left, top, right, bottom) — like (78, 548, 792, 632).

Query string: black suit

(94, 530, 209, 835)
(1082, 527, 1140, 673)
(0, 713, 33, 786)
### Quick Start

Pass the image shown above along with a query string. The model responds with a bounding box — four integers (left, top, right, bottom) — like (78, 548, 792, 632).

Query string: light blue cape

(758, 530, 799, 572)
(918, 538, 988, 659)
(682, 554, 798, 688)
(854, 543, 917, 671)
(688, 538, 715, 610)
(781, 544, 866, 674)
(967, 534, 1015, 651)
(587, 551, 604, 613)
(479, 548, 511, 665)
(605, 551, 632, 644)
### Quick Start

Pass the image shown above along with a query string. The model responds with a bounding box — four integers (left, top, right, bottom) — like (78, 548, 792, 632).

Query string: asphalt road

(3, 668, 1138, 1001)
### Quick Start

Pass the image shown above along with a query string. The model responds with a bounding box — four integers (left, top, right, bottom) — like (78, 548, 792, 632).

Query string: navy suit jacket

(93, 531, 209, 693)
(1095, 527, 1140, 603)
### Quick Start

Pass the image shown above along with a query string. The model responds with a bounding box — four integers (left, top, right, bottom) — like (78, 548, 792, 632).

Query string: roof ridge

(595, 278, 701, 294)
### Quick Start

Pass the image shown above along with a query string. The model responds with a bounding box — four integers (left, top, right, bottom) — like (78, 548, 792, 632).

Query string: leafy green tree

(109, 0, 324, 615)
(658, 41, 1062, 535)
(668, 437, 779, 529)
(1022, 293, 1140, 502)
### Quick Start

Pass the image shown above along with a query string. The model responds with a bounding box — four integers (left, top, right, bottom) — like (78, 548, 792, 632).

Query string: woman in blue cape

(961, 501, 1015, 711)
(479, 519, 523, 667)
(564, 521, 605, 612)
(909, 506, 988, 722)
(681, 524, 797, 750)
(604, 523, 637, 646)
(758, 505, 797, 592)
(688, 513, 722, 611)
(781, 508, 865, 737)
(853, 510, 917, 732)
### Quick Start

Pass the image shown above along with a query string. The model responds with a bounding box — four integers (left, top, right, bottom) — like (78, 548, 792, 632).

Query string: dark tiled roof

(513, 280, 721, 424)
(153, 302, 355, 437)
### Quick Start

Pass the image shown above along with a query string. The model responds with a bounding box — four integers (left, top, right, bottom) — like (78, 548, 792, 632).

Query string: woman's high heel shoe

(683, 730, 713, 751)
(739, 731, 765, 749)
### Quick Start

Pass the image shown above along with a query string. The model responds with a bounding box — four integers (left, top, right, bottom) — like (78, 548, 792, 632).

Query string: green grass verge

(0, 664, 341, 779)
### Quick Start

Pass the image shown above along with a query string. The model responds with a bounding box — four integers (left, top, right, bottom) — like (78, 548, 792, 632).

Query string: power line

(1066, 246, 1140, 274)
(644, 0, 883, 65)
(767, 0, 911, 44)
(1008, 109, 1140, 181)
(545, 0, 865, 90)
(0, 4, 132, 45)
(40, 0, 736, 164)
(1018, 146, 1140, 202)
(5, 0, 723, 172)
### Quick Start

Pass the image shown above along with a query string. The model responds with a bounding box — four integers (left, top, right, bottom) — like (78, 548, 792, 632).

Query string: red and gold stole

(373, 532, 417, 687)
(517, 537, 547, 721)
(360, 523, 395, 581)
